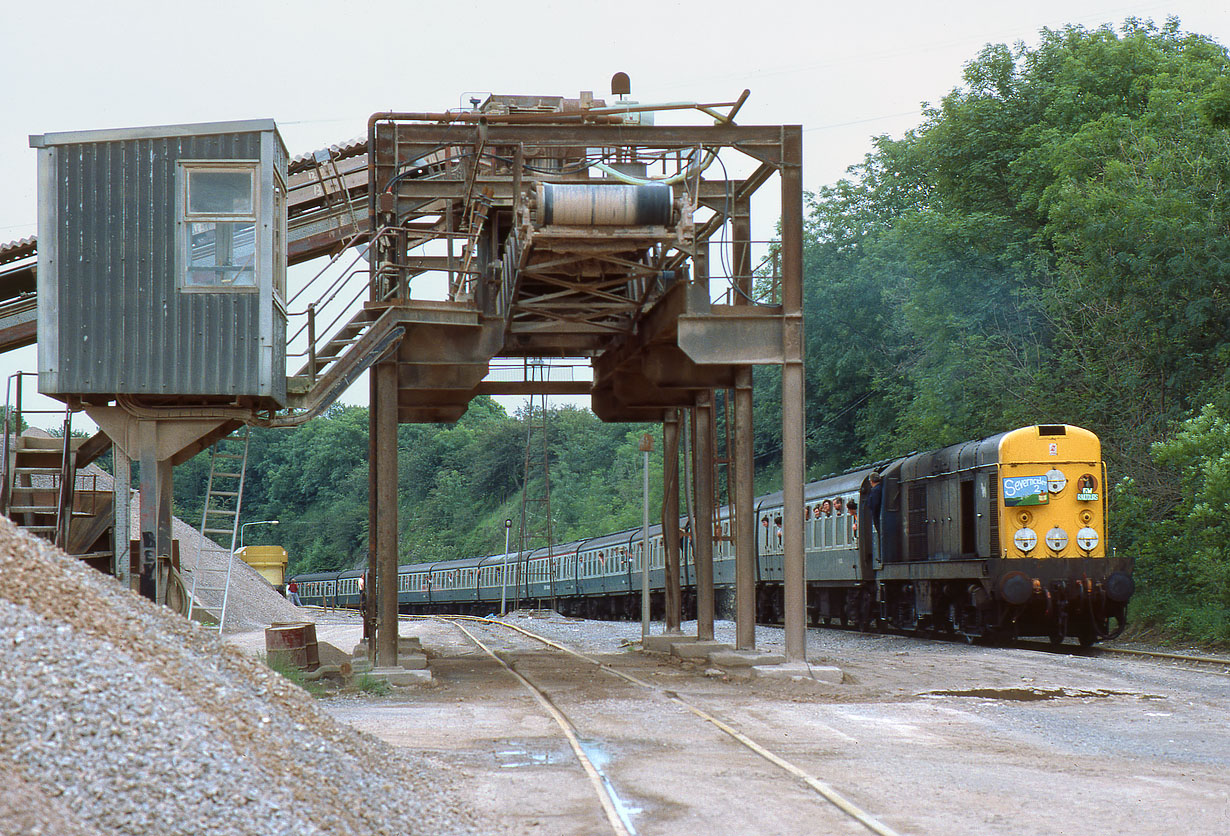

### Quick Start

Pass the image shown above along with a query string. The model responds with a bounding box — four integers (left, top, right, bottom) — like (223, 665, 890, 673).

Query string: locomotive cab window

(179, 163, 259, 290)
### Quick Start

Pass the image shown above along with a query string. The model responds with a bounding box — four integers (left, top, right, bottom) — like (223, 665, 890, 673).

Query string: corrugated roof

(288, 136, 366, 174)
(0, 236, 36, 267)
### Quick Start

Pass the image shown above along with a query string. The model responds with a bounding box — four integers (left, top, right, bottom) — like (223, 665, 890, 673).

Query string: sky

(2, 0, 1228, 428)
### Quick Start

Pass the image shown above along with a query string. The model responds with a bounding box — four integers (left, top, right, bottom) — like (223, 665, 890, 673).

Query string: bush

(1122, 404, 1230, 645)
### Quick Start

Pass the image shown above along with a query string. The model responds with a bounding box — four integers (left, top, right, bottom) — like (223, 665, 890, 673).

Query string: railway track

(805, 619, 1230, 672)
(429, 614, 902, 836)
(1096, 645, 1230, 671)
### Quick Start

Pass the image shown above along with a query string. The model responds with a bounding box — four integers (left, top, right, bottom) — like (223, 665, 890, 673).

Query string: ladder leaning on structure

(187, 428, 251, 633)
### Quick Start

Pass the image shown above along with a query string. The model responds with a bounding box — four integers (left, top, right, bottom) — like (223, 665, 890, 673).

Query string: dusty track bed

(285, 611, 1229, 835)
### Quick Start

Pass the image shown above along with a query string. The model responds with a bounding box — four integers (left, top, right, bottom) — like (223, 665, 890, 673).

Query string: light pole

(639, 433, 653, 639)
(239, 519, 279, 551)
(500, 518, 512, 616)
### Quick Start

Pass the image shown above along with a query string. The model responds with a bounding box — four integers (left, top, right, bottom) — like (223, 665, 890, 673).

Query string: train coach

(292, 424, 1133, 645)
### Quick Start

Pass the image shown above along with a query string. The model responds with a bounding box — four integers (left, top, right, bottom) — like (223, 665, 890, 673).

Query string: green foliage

(173, 399, 665, 576)
(354, 672, 391, 696)
(1123, 405, 1230, 644)
(798, 17, 1230, 642)
(261, 652, 326, 697)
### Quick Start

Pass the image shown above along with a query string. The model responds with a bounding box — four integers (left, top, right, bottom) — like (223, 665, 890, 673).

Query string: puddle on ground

(922, 687, 1137, 701)
(493, 741, 571, 768)
(493, 739, 643, 833)
(578, 739, 642, 835)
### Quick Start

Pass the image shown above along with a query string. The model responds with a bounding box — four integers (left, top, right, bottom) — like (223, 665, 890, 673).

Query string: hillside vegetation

(177, 19, 1228, 644)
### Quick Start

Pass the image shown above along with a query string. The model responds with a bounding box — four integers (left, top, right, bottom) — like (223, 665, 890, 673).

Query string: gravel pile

(168, 512, 303, 632)
(0, 517, 485, 836)
(14, 428, 303, 631)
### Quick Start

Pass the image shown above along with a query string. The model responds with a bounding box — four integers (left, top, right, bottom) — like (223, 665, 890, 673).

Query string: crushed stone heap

(0, 517, 483, 836)
(12, 427, 303, 632)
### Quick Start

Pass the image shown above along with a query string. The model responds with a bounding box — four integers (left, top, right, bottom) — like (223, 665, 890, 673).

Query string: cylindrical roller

(537, 182, 673, 226)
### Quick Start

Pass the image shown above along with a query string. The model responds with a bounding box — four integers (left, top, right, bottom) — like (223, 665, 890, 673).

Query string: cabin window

(179, 163, 259, 290)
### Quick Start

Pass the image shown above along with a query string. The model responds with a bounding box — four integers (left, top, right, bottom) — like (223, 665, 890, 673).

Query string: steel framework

(361, 93, 807, 662)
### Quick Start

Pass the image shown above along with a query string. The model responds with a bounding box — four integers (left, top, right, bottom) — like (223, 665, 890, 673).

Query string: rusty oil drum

(264, 621, 320, 671)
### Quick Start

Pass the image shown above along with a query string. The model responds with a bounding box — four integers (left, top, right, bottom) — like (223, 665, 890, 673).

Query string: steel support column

(375, 359, 399, 668)
(662, 409, 681, 633)
(733, 366, 756, 650)
(86, 408, 229, 604)
(137, 424, 172, 605)
(732, 195, 752, 301)
(113, 447, 131, 589)
(366, 375, 378, 659)
(780, 126, 807, 662)
(692, 392, 715, 641)
(731, 190, 757, 651)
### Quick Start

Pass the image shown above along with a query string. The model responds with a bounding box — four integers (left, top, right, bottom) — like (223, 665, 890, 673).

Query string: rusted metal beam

(591, 281, 695, 385)
(398, 405, 468, 423)
(590, 385, 667, 422)
(378, 123, 790, 150)
(733, 366, 755, 651)
(663, 409, 682, 632)
(678, 305, 785, 364)
(692, 391, 715, 641)
(375, 359, 399, 669)
(75, 431, 112, 469)
(780, 125, 807, 662)
(641, 347, 736, 389)
(472, 380, 592, 396)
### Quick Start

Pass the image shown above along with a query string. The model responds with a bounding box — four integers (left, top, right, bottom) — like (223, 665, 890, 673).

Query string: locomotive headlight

(1076, 527, 1099, 551)
(1045, 526, 1069, 551)
(1046, 468, 1067, 493)
(1013, 527, 1037, 552)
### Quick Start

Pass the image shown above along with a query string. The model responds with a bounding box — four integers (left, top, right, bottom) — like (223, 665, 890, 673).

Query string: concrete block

(642, 634, 699, 653)
(354, 638, 422, 661)
(368, 666, 432, 686)
(317, 642, 350, 667)
(398, 653, 428, 670)
(671, 640, 732, 659)
(301, 664, 345, 682)
(709, 649, 787, 668)
(351, 648, 427, 670)
(751, 662, 843, 684)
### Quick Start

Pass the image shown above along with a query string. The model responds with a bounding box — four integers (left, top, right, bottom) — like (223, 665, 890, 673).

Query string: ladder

(187, 428, 250, 633)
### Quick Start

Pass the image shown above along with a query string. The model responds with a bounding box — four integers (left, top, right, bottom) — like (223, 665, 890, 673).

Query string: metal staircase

(1, 372, 115, 570)
(187, 428, 250, 632)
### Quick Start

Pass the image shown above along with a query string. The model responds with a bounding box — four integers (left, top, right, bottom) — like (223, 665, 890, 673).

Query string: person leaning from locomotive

(864, 472, 883, 563)
(866, 473, 883, 532)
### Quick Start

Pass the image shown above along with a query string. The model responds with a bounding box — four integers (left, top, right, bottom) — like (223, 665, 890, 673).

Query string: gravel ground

(0, 517, 486, 836)
(404, 610, 1230, 835)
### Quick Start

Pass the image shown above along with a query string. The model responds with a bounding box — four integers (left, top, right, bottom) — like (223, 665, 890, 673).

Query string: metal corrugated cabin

(31, 119, 288, 407)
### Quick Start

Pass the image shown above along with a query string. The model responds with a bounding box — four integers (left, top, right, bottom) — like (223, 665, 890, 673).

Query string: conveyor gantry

(4, 91, 810, 664)
(358, 92, 809, 666)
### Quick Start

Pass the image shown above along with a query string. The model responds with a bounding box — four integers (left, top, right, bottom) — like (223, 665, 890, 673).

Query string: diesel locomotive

(291, 424, 1133, 645)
